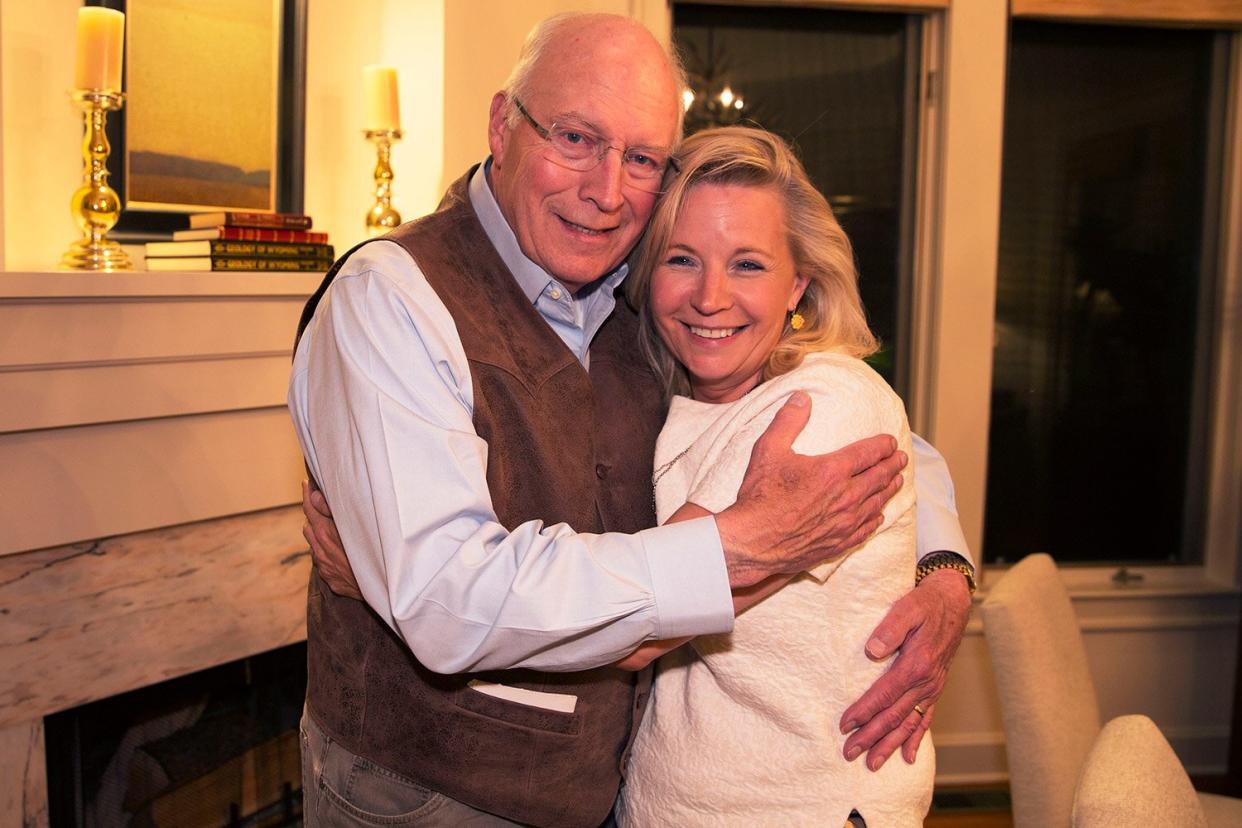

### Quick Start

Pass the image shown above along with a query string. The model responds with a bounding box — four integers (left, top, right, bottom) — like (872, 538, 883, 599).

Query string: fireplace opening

(45, 643, 307, 827)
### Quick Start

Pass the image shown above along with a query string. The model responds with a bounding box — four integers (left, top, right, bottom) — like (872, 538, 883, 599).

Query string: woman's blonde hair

(626, 126, 878, 398)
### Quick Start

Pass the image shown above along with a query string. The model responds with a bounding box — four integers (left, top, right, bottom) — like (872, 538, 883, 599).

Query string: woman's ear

(789, 273, 811, 311)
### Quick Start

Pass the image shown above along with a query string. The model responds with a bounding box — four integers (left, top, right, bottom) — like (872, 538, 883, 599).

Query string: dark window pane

(986, 21, 1220, 564)
(673, 4, 918, 386)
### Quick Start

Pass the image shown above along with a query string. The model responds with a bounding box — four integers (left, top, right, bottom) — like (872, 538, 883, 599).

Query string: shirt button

(549, 288, 562, 300)
(596, 464, 609, 479)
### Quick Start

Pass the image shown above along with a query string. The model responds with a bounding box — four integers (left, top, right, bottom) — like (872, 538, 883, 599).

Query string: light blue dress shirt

(288, 163, 970, 675)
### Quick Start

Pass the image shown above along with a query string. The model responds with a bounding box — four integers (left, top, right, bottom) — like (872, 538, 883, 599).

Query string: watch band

(916, 551, 977, 595)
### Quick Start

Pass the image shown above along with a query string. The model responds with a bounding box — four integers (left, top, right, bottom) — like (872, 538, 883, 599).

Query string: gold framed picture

(97, 0, 306, 237)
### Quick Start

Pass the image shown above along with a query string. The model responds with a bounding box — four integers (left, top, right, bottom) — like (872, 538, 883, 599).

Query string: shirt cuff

(639, 515, 734, 640)
(916, 497, 974, 568)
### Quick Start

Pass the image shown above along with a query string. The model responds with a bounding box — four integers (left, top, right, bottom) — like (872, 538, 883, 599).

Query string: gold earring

(790, 312, 805, 331)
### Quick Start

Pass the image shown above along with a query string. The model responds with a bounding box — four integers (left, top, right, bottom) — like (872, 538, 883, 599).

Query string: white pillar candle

(75, 7, 125, 92)
(363, 65, 400, 132)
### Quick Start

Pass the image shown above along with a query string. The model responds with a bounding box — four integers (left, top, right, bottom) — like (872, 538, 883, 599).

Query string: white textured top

(617, 352, 934, 827)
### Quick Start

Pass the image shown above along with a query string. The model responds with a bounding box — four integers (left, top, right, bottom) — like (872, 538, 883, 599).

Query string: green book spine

(210, 257, 334, 272)
(208, 241, 333, 258)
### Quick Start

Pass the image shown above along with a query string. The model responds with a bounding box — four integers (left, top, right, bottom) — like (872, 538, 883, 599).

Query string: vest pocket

(455, 684, 583, 736)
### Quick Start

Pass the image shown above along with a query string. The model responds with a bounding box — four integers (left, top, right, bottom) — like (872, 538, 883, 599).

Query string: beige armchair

(1072, 714, 1206, 827)
(980, 553, 1242, 828)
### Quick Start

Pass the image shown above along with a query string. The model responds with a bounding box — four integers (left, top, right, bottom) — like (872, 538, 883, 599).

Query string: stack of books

(144, 212, 335, 272)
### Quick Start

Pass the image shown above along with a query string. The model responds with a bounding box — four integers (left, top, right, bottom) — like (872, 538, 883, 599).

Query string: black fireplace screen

(45, 643, 307, 827)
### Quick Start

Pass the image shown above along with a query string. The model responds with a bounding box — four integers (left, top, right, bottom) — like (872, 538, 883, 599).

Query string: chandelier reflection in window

(679, 30, 754, 134)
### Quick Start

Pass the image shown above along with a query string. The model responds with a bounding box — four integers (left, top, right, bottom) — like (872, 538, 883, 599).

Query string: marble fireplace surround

(0, 507, 311, 825)
(0, 272, 320, 824)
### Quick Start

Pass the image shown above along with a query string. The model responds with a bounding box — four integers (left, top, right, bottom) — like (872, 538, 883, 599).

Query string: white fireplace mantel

(0, 270, 320, 557)
(0, 270, 320, 826)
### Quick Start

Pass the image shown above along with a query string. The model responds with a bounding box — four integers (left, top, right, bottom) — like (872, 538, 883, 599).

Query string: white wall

(1, 0, 85, 271)
(304, 0, 445, 250)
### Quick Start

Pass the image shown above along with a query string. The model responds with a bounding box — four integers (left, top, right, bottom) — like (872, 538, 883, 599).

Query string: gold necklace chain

(652, 442, 695, 512)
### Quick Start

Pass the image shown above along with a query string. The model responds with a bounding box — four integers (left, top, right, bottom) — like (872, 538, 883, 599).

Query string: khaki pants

(299, 707, 528, 827)
(301, 707, 851, 826)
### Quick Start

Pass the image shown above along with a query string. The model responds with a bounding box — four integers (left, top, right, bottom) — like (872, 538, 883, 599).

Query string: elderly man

(289, 12, 972, 827)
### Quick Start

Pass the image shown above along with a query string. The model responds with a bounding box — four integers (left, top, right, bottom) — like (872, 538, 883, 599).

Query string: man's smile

(556, 214, 617, 237)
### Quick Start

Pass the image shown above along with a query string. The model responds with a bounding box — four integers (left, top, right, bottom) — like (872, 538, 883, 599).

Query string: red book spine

(221, 212, 312, 229)
(188, 211, 313, 230)
(216, 227, 328, 243)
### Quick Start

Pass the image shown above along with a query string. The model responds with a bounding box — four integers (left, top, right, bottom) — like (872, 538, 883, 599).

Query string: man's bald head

(500, 13, 686, 140)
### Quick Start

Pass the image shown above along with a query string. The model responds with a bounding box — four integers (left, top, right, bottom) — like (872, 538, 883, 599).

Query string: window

(673, 3, 923, 389)
(985, 20, 1229, 565)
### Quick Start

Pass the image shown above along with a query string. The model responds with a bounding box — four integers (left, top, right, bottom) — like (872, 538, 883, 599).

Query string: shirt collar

(468, 159, 629, 305)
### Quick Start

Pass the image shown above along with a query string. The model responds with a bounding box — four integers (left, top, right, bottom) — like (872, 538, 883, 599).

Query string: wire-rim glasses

(512, 98, 679, 192)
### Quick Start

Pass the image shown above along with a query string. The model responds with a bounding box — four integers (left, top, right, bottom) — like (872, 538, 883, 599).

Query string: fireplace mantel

(0, 270, 319, 825)
(0, 270, 321, 556)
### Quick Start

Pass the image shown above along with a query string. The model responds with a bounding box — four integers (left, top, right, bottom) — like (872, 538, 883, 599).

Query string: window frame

(921, 6, 1242, 590)
(663, 1, 1242, 591)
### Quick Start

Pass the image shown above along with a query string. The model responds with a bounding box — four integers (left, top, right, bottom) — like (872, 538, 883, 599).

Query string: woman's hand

(301, 480, 364, 601)
(838, 568, 972, 769)
(614, 637, 693, 671)
(613, 498, 795, 670)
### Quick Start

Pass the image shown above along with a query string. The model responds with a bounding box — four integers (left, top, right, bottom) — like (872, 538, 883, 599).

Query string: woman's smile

(686, 323, 744, 340)
(651, 183, 809, 404)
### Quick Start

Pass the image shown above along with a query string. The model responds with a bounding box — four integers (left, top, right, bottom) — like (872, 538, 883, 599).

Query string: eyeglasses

(513, 98, 679, 192)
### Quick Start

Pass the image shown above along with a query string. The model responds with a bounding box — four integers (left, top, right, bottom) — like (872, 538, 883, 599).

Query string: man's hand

(714, 392, 907, 588)
(839, 567, 972, 769)
(301, 480, 363, 601)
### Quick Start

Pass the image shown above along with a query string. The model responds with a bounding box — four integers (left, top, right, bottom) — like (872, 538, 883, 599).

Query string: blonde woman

(614, 127, 933, 827)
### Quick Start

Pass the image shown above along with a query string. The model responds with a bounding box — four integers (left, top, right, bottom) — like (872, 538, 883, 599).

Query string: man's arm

(292, 243, 904, 675)
(613, 572, 793, 670)
(612, 442, 974, 686)
(290, 242, 733, 674)
(613, 503, 794, 670)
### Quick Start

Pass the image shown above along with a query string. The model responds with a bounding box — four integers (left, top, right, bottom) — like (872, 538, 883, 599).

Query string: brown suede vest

(296, 169, 665, 827)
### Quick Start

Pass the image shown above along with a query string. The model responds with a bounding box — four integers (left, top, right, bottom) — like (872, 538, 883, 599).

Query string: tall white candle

(75, 7, 125, 92)
(363, 65, 401, 132)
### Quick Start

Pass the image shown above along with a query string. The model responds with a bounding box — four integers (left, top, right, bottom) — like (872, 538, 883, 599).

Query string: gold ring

(913, 704, 926, 717)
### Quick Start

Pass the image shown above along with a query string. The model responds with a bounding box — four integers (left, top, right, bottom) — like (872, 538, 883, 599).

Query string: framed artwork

(93, 0, 307, 237)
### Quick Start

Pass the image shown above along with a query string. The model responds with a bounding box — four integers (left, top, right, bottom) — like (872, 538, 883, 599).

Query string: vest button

(595, 463, 609, 479)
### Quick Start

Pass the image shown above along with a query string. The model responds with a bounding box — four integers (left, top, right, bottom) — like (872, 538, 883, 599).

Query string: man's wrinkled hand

(717, 392, 907, 588)
(301, 480, 363, 601)
(839, 567, 972, 770)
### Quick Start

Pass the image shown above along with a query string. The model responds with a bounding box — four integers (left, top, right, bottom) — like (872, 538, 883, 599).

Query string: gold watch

(916, 551, 977, 595)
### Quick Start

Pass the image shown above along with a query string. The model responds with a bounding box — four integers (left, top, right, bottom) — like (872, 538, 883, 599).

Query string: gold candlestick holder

(61, 90, 132, 271)
(364, 128, 402, 237)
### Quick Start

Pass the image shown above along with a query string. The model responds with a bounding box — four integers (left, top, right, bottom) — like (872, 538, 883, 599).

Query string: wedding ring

(913, 704, 926, 717)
